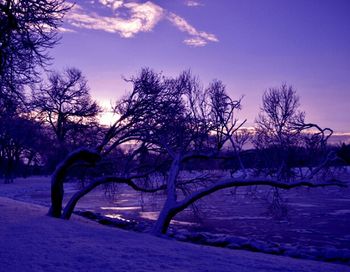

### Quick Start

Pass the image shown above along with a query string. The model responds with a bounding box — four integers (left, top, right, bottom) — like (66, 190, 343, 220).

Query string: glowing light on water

(105, 214, 131, 222)
(329, 209, 350, 215)
(139, 211, 158, 221)
(100, 206, 139, 211)
(170, 220, 197, 226)
(139, 212, 196, 226)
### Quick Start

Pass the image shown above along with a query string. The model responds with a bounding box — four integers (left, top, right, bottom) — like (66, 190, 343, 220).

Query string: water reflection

(103, 209, 197, 226)
(105, 213, 131, 222)
(101, 206, 139, 211)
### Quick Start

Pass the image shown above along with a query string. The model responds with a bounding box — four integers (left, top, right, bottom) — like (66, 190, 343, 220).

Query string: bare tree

(0, 0, 71, 96)
(232, 128, 253, 152)
(136, 77, 342, 235)
(255, 83, 305, 148)
(253, 84, 335, 180)
(121, 70, 248, 235)
(0, 0, 71, 182)
(47, 68, 169, 217)
(208, 80, 247, 175)
(254, 84, 305, 179)
(32, 68, 100, 146)
(47, 70, 344, 239)
(49, 69, 210, 221)
(0, 114, 43, 183)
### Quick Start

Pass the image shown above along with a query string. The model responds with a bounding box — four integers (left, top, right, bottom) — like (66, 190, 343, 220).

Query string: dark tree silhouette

(139, 76, 341, 235)
(32, 68, 100, 146)
(47, 68, 168, 217)
(255, 83, 305, 149)
(47, 69, 345, 238)
(0, 0, 71, 182)
(0, 0, 71, 95)
(338, 143, 350, 165)
(208, 80, 247, 175)
(253, 83, 334, 180)
(0, 117, 41, 182)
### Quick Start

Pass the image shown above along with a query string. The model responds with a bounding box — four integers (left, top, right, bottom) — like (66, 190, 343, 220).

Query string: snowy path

(0, 197, 348, 272)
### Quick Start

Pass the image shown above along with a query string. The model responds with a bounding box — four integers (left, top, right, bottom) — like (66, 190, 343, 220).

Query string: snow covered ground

(1, 174, 349, 250)
(1, 196, 349, 272)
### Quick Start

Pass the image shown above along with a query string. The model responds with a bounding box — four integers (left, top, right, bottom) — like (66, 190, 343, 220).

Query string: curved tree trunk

(61, 175, 166, 220)
(152, 153, 180, 235)
(61, 181, 100, 220)
(151, 202, 177, 235)
(151, 178, 345, 235)
(47, 148, 100, 218)
(61, 177, 129, 220)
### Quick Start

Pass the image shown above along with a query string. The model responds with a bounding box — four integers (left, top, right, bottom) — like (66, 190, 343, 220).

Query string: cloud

(64, 0, 218, 47)
(183, 37, 206, 47)
(65, 1, 164, 38)
(185, 1, 203, 7)
(167, 12, 218, 46)
(98, 0, 124, 10)
(58, 26, 76, 33)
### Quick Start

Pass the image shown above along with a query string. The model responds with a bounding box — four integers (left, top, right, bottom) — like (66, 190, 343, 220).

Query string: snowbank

(0, 197, 348, 272)
(74, 210, 350, 264)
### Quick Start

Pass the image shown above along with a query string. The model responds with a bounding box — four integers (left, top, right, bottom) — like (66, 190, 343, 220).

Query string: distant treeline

(1, 134, 349, 181)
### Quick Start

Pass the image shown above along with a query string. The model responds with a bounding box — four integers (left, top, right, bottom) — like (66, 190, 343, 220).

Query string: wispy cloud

(58, 26, 76, 33)
(98, 0, 124, 10)
(167, 12, 218, 47)
(185, 1, 203, 7)
(64, 0, 218, 47)
(66, 1, 164, 38)
(183, 37, 206, 47)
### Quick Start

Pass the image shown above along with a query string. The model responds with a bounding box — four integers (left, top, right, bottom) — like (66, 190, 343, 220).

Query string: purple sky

(51, 0, 350, 132)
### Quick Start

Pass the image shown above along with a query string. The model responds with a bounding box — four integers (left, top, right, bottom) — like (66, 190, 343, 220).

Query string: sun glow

(99, 111, 118, 126)
(98, 99, 119, 126)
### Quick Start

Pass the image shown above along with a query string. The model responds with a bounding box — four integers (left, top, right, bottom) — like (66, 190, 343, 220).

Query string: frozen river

(1, 173, 350, 250)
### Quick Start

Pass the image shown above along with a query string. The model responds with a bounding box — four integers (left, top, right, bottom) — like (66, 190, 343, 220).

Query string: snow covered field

(1, 196, 349, 272)
(1, 173, 350, 266)
(1, 174, 349, 250)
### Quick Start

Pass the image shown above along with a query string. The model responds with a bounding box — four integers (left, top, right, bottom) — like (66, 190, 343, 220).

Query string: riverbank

(0, 196, 348, 272)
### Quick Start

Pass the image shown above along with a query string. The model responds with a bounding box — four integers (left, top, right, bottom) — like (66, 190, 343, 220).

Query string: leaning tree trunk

(152, 154, 181, 235)
(61, 176, 129, 220)
(151, 178, 345, 235)
(61, 175, 165, 220)
(151, 201, 178, 235)
(47, 148, 100, 218)
(61, 180, 102, 220)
